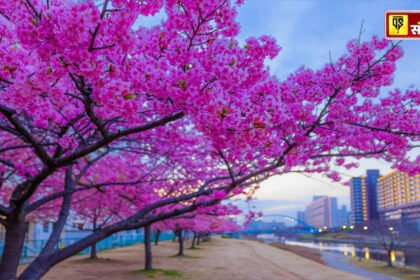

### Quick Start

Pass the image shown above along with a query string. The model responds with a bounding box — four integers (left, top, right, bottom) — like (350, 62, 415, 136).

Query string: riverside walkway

(29, 238, 368, 280)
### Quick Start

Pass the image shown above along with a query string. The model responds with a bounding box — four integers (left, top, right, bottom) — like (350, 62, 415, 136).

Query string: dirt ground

(21, 237, 367, 280)
(269, 242, 325, 265)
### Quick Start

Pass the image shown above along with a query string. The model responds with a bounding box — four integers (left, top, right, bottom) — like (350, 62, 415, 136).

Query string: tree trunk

(197, 235, 201, 246)
(18, 229, 112, 280)
(18, 166, 75, 279)
(144, 225, 152, 271)
(203, 233, 210, 242)
(89, 226, 98, 260)
(0, 215, 26, 280)
(177, 229, 184, 256)
(154, 229, 161, 245)
(90, 243, 98, 260)
(39, 167, 74, 256)
(190, 232, 196, 249)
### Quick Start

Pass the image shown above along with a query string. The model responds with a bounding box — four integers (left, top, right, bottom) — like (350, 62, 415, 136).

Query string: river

(256, 234, 406, 267)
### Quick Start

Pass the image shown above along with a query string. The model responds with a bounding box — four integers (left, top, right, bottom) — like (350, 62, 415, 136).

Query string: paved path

(240, 240, 366, 280)
(322, 251, 400, 280)
(35, 238, 368, 280)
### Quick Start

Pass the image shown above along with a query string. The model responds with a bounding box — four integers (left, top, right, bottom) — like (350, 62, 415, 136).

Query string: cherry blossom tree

(0, 0, 251, 276)
(147, 202, 242, 269)
(0, 0, 419, 279)
(72, 189, 130, 260)
(188, 214, 242, 249)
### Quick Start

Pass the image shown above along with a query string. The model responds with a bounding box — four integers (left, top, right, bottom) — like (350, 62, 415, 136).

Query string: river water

(256, 234, 406, 267)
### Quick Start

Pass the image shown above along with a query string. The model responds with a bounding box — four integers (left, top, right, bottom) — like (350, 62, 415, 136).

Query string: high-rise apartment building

(350, 176, 367, 224)
(377, 171, 420, 223)
(350, 170, 380, 224)
(378, 171, 420, 208)
(366, 170, 380, 220)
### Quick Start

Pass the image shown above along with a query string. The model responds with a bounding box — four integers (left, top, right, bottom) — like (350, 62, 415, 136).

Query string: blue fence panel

(0, 231, 174, 264)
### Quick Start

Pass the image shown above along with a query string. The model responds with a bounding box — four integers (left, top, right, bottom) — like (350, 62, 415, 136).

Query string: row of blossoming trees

(0, 0, 419, 279)
(142, 208, 244, 271)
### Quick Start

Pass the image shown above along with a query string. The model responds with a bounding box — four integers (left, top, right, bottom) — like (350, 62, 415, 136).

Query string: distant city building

(337, 205, 350, 226)
(305, 196, 338, 229)
(377, 171, 420, 224)
(312, 195, 324, 201)
(350, 170, 380, 224)
(297, 210, 306, 223)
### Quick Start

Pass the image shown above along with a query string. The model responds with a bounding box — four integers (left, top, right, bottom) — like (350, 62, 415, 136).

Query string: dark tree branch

(0, 104, 53, 166)
(349, 122, 420, 137)
(54, 111, 184, 167)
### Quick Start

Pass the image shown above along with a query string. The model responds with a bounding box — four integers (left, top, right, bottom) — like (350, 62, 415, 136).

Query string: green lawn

(134, 268, 183, 278)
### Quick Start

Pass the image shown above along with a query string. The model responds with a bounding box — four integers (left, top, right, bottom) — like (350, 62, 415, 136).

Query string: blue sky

(234, 0, 420, 218)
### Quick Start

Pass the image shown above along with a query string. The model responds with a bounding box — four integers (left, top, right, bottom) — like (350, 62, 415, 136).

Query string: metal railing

(0, 232, 174, 264)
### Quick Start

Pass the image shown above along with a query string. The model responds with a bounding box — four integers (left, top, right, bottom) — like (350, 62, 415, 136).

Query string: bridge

(236, 214, 319, 235)
(264, 214, 318, 232)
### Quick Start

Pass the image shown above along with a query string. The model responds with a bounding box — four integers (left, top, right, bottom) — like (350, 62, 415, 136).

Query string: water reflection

(287, 240, 404, 265)
(364, 247, 370, 260)
(257, 234, 406, 266)
(391, 250, 396, 263)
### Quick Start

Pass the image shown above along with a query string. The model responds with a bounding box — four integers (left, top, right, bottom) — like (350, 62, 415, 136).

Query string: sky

(233, 0, 420, 218)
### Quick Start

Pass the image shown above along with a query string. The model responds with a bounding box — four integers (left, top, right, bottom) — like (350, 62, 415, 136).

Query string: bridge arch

(261, 214, 317, 232)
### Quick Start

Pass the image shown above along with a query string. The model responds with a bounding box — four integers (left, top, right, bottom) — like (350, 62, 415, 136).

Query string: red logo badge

(386, 11, 420, 40)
